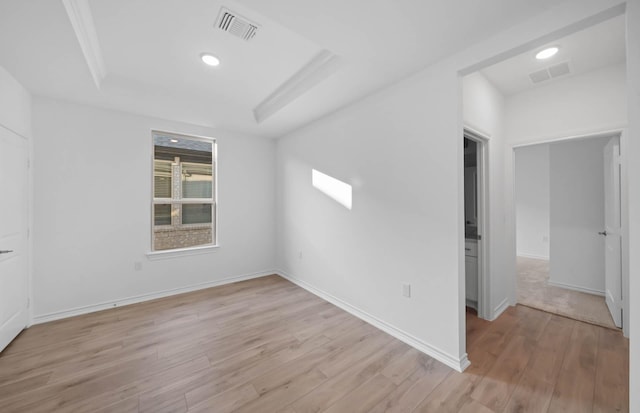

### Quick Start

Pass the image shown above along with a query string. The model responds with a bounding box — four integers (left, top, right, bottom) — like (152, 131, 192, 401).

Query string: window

(152, 131, 216, 251)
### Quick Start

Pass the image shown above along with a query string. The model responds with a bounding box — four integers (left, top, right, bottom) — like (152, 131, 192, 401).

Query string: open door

(0, 126, 29, 353)
(603, 136, 622, 328)
(463, 131, 486, 319)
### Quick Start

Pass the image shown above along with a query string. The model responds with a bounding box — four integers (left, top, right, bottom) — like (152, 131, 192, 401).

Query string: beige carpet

(517, 256, 618, 330)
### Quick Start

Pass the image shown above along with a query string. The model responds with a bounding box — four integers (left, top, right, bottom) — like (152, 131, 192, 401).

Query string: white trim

(61, 0, 106, 89)
(619, 128, 629, 338)
(253, 50, 341, 123)
(463, 123, 492, 139)
(547, 280, 605, 297)
(150, 130, 218, 253)
(32, 270, 274, 325)
(277, 269, 470, 373)
(146, 244, 219, 260)
(492, 298, 510, 321)
(463, 130, 490, 321)
(507, 128, 627, 334)
(511, 125, 627, 149)
(516, 253, 549, 261)
(27, 121, 35, 328)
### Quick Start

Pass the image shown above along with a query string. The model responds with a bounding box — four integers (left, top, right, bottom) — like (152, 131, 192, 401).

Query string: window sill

(146, 244, 219, 260)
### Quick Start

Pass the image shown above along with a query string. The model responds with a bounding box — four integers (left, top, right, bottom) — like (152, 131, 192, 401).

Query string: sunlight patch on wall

(312, 169, 352, 210)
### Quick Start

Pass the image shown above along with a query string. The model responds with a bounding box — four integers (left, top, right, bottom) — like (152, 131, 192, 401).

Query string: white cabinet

(465, 256, 478, 302)
(465, 240, 478, 309)
(464, 241, 477, 257)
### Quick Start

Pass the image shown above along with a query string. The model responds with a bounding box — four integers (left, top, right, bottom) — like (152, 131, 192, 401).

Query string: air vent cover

(216, 7, 259, 41)
(548, 62, 571, 78)
(528, 61, 571, 84)
(529, 69, 551, 84)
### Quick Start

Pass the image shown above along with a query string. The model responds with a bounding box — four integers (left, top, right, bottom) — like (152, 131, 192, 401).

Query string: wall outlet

(298, 251, 303, 259)
(543, 236, 549, 243)
(402, 283, 411, 298)
(134, 261, 142, 271)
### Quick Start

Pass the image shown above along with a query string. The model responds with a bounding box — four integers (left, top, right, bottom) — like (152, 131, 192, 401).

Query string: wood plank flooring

(0, 275, 629, 412)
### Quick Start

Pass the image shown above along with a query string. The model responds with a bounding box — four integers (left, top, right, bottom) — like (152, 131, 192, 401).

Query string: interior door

(0, 125, 29, 353)
(603, 136, 622, 328)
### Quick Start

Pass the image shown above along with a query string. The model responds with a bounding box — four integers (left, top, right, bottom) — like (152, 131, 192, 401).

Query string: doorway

(460, 11, 629, 353)
(514, 134, 623, 330)
(0, 124, 30, 353)
(463, 130, 487, 320)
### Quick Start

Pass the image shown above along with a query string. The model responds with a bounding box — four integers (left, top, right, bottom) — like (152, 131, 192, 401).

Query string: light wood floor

(517, 256, 617, 329)
(0, 275, 628, 412)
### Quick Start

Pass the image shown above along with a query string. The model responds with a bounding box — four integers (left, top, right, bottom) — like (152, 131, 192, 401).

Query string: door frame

(463, 128, 490, 321)
(0, 122, 31, 351)
(508, 128, 629, 336)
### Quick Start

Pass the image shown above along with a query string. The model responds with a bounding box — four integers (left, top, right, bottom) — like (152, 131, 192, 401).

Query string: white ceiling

(0, 0, 570, 138)
(480, 14, 626, 96)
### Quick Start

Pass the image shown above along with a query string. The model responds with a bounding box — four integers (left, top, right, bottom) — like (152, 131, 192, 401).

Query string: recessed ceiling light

(201, 53, 220, 67)
(535, 47, 559, 60)
(170, 139, 178, 143)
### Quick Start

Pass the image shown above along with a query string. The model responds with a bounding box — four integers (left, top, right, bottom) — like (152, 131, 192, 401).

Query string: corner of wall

(277, 269, 471, 372)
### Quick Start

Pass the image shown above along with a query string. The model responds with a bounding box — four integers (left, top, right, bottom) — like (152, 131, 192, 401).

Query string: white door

(603, 136, 622, 328)
(0, 125, 29, 352)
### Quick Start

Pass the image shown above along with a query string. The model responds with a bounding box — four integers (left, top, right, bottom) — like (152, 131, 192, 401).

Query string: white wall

(549, 137, 609, 294)
(276, 67, 465, 369)
(515, 144, 550, 259)
(275, 0, 629, 372)
(504, 60, 627, 306)
(626, 1, 640, 408)
(505, 63, 627, 144)
(0, 66, 31, 138)
(32, 98, 276, 320)
(463, 72, 510, 319)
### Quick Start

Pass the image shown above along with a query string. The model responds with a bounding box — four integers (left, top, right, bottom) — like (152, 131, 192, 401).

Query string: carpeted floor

(517, 256, 618, 330)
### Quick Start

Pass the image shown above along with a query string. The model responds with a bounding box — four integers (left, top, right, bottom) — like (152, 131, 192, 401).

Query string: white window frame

(149, 130, 218, 256)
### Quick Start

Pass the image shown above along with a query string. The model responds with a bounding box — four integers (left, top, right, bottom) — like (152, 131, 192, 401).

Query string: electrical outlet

(134, 261, 142, 271)
(543, 236, 549, 243)
(298, 251, 303, 259)
(402, 283, 411, 298)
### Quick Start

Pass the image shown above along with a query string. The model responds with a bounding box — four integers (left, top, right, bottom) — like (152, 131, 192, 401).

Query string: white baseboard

(492, 297, 510, 321)
(547, 280, 604, 296)
(516, 253, 549, 261)
(277, 269, 470, 373)
(32, 270, 276, 325)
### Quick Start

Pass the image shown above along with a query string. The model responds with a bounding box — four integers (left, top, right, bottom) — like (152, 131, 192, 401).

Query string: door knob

(598, 231, 607, 236)
(0, 250, 13, 254)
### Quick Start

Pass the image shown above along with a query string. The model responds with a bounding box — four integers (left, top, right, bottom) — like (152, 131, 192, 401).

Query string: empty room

(0, 0, 638, 412)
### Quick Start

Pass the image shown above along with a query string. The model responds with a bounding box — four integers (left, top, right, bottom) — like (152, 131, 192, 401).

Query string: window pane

(182, 203, 212, 225)
(154, 160, 172, 198)
(152, 132, 216, 251)
(182, 162, 213, 198)
(154, 135, 212, 164)
(154, 204, 172, 226)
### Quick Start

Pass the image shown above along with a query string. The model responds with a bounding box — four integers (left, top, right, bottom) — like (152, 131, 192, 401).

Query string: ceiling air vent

(529, 61, 572, 84)
(529, 69, 551, 84)
(548, 61, 571, 78)
(216, 7, 259, 41)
